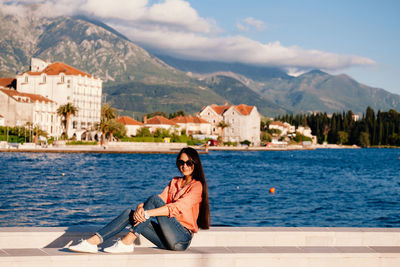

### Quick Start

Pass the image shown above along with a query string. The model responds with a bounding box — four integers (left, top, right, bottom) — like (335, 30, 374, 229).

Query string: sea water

(0, 149, 399, 227)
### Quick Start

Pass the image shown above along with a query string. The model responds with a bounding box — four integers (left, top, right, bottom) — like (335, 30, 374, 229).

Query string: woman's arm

(133, 205, 169, 226)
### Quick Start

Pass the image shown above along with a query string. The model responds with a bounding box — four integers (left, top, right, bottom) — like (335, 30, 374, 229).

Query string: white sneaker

(68, 239, 98, 253)
(103, 239, 134, 253)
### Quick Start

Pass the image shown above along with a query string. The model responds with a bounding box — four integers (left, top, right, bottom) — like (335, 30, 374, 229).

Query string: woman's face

(178, 153, 195, 178)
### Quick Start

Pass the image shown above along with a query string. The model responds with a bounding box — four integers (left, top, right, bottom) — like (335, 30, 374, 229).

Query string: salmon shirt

(158, 177, 203, 233)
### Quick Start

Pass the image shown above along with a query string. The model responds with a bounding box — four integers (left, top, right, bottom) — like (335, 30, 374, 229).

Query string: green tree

(168, 110, 185, 119)
(136, 127, 152, 137)
(337, 131, 349, 145)
(359, 132, 370, 147)
(57, 102, 78, 139)
(146, 111, 167, 119)
(97, 104, 122, 142)
(102, 104, 117, 121)
(218, 120, 230, 134)
(154, 128, 171, 138)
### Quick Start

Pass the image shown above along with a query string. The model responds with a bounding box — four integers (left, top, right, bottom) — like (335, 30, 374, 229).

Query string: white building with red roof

(144, 116, 177, 134)
(117, 116, 144, 137)
(15, 58, 102, 139)
(170, 115, 211, 135)
(0, 88, 61, 136)
(269, 121, 295, 136)
(199, 104, 261, 145)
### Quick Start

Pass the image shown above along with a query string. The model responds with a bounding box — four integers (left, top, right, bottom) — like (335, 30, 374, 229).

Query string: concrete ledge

(0, 246, 400, 267)
(1, 227, 400, 249)
(1, 227, 399, 267)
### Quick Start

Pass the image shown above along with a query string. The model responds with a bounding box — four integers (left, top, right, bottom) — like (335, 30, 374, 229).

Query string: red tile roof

(211, 105, 231, 115)
(25, 62, 92, 78)
(171, 115, 210, 124)
(0, 78, 15, 88)
(117, 116, 143, 126)
(233, 104, 254, 115)
(270, 121, 285, 127)
(0, 89, 54, 104)
(203, 104, 254, 116)
(145, 116, 176, 125)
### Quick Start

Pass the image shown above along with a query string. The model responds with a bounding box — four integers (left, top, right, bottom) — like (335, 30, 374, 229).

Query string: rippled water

(1, 149, 399, 227)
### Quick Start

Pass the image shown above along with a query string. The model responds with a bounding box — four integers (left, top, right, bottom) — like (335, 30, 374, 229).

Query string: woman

(69, 147, 210, 253)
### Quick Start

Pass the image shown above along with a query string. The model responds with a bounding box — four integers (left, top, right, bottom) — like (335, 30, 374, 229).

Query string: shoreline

(0, 142, 363, 154)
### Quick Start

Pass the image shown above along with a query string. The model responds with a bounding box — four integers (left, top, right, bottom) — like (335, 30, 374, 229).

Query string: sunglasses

(177, 159, 195, 167)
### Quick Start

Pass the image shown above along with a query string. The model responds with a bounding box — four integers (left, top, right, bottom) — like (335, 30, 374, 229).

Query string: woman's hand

(133, 203, 146, 226)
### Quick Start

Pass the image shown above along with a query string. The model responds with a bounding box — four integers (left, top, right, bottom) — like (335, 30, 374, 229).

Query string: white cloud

(244, 17, 266, 31)
(236, 23, 248, 32)
(0, 0, 376, 71)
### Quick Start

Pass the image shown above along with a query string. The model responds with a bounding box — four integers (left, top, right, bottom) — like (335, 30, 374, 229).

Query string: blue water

(1, 149, 399, 227)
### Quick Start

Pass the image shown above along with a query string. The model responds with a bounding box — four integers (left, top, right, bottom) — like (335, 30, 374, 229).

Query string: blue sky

(2, 0, 400, 94)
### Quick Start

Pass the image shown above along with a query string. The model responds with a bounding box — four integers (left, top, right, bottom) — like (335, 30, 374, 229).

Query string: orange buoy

(269, 187, 276, 194)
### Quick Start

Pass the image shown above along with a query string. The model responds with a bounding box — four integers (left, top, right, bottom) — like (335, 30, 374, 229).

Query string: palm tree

(102, 104, 117, 121)
(57, 103, 78, 139)
(218, 120, 230, 133)
(96, 104, 123, 143)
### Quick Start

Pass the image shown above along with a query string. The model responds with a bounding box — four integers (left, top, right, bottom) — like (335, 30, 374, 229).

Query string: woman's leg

(93, 208, 135, 244)
(132, 195, 193, 251)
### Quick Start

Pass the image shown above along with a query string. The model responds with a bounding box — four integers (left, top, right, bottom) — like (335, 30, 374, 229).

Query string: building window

(61, 75, 65, 83)
(73, 121, 77, 129)
(42, 75, 46, 83)
(24, 75, 28, 83)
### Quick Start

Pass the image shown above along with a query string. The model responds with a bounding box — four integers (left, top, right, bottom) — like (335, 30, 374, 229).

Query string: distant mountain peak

(302, 69, 329, 76)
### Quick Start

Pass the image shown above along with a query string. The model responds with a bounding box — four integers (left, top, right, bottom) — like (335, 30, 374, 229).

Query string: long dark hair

(176, 147, 210, 229)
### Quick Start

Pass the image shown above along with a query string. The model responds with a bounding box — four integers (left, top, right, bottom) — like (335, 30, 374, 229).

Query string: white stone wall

(0, 91, 33, 127)
(176, 122, 211, 135)
(223, 106, 261, 145)
(198, 107, 223, 136)
(125, 125, 142, 137)
(0, 91, 61, 137)
(32, 101, 61, 137)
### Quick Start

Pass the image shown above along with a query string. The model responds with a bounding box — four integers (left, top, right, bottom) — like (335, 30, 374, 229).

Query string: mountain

(256, 70, 400, 113)
(157, 55, 290, 81)
(0, 13, 192, 84)
(2, 12, 399, 117)
(0, 13, 234, 115)
(156, 56, 400, 114)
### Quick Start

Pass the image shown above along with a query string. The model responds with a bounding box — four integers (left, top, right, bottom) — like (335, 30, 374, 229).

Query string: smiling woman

(68, 147, 210, 254)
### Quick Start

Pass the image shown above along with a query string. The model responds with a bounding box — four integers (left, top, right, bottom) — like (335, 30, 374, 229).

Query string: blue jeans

(95, 195, 193, 251)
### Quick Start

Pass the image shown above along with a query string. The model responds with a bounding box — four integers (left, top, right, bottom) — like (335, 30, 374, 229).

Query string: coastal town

(0, 58, 323, 152)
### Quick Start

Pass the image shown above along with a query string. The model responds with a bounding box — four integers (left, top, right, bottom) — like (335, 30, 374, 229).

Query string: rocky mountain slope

(0, 13, 230, 115)
(160, 56, 400, 114)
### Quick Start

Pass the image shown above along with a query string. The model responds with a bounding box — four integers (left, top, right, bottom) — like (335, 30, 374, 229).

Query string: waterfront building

(170, 115, 212, 135)
(0, 88, 61, 136)
(15, 58, 102, 139)
(117, 116, 144, 137)
(144, 116, 177, 134)
(269, 121, 295, 136)
(199, 104, 261, 145)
